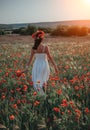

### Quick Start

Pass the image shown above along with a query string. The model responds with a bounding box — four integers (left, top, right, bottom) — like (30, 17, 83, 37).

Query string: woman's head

(32, 30, 45, 50)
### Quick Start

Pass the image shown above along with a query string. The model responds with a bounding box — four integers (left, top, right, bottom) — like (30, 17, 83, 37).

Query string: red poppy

(67, 110, 72, 114)
(5, 72, 9, 77)
(33, 91, 37, 96)
(74, 86, 79, 91)
(54, 76, 59, 81)
(52, 82, 55, 87)
(80, 85, 84, 89)
(30, 81, 33, 85)
(75, 109, 81, 120)
(15, 69, 23, 77)
(57, 89, 62, 95)
(22, 85, 28, 92)
(1, 95, 5, 99)
(21, 99, 26, 104)
(65, 65, 69, 69)
(34, 101, 40, 106)
(16, 87, 21, 91)
(85, 108, 90, 113)
(53, 107, 60, 112)
(12, 104, 17, 109)
(0, 69, 2, 73)
(9, 115, 15, 120)
(61, 99, 68, 107)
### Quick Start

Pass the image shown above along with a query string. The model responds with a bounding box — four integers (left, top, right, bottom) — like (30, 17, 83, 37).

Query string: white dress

(32, 53, 50, 90)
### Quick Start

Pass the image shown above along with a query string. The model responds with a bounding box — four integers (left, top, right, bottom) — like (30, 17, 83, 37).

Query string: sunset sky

(0, 0, 90, 24)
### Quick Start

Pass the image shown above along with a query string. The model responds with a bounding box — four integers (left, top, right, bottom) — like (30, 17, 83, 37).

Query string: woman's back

(34, 44, 46, 53)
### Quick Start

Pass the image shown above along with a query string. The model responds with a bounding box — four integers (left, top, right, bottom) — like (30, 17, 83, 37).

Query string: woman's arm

(46, 46, 59, 74)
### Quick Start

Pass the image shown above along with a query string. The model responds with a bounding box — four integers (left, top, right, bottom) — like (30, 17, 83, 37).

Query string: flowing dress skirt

(32, 54, 50, 90)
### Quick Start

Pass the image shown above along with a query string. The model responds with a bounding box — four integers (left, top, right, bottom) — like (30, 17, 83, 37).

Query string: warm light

(84, 0, 90, 4)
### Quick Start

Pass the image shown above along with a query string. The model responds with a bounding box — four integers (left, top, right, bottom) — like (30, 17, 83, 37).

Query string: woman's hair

(32, 30, 44, 50)
(32, 38, 43, 50)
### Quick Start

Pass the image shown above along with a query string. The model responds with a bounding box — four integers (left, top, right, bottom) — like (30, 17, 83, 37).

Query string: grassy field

(0, 34, 90, 130)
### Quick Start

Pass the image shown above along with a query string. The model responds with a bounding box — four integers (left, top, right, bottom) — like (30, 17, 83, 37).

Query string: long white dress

(32, 53, 50, 90)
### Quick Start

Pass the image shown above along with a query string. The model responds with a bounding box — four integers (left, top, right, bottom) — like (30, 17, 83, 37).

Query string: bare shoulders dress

(32, 46, 50, 90)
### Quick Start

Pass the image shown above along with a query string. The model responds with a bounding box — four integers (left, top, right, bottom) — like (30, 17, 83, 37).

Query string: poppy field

(0, 35, 90, 130)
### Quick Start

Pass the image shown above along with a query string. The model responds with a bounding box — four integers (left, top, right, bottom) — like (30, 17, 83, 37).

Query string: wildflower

(86, 72, 90, 76)
(16, 69, 22, 77)
(69, 101, 76, 109)
(54, 76, 59, 81)
(61, 99, 68, 107)
(28, 81, 33, 85)
(52, 82, 55, 87)
(74, 86, 79, 91)
(61, 112, 64, 115)
(69, 76, 79, 84)
(69, 101, 74, 105)
(5, 72, 9, 77)
(50, 77, 56, 81)
(57, 89, 62, 95)
(53, 107, 60, 112)
(67, 110, 72, 114)
(33, 91, 37, 96)
(75, 109, 81, 120)
(16, 87, 21, 91)
(11, 89, 14, 94)
(12, 104, 17, 109)
(21, 73, 26, 78)
(80, 85, 84, 89)
(0, 69, 2, 73)
(34, 101, 40, 106)
(85, 107, 90, 114)
(21, 99, 26, 104)
(1, 95, 5, 99)
(76, 94, 80, 98)
(83, 67, 87, 71)
(9, 115, 15, 120)
(65, 65, 69, 69)
(22, 85, 28, 92)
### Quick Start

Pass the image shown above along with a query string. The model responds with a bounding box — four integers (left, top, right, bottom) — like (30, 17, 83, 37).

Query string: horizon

(1, 19, 90, 25)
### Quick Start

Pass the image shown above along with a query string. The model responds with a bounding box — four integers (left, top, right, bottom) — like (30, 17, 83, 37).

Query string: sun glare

(84, 0, 90, 4)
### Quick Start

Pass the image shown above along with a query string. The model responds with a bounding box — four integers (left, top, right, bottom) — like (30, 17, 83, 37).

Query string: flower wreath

(32, 30, 45, 39)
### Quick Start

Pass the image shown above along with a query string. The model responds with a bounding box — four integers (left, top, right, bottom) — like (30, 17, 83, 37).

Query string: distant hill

(0, 20, 90, 30)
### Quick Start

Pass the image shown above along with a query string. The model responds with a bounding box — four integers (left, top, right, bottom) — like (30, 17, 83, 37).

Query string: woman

(23, 30, 58, 94)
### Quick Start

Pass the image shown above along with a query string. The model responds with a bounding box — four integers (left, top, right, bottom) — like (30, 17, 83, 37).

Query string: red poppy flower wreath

(32, 30, 45, 39)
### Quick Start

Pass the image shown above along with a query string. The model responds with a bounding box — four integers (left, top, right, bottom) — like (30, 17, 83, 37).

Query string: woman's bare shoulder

(31, 49, 36, 54)
(45, 45, 49, 51)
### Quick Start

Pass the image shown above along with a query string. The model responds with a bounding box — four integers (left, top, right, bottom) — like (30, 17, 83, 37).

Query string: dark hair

(32, 38, 43, 50)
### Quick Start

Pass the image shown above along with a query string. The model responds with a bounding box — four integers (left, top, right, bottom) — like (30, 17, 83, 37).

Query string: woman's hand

(22, 66, 29, 74)
(55, 66, 59, 74)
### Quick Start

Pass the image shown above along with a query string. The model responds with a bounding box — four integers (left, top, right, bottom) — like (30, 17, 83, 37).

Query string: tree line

(0, 24, 90, 36)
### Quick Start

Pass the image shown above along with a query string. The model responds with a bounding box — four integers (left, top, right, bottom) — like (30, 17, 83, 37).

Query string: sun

(83, 0, 90, 7)
(84, 0, 90, 4)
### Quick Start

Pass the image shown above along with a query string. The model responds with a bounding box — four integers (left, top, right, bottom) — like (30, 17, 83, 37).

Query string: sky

(0, 0, 90, 24)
